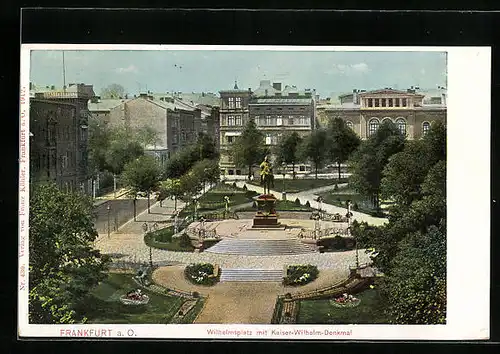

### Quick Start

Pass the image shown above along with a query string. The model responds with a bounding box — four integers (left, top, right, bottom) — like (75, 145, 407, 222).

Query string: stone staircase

(220, 268, 284, 282)
(204, 238, 318, 256)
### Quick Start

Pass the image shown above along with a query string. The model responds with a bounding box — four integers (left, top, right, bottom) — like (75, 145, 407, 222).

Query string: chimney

(272, 82, 282, 91)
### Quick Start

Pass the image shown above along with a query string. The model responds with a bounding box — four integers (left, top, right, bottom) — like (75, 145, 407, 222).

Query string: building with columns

(316, 88, 447, 139)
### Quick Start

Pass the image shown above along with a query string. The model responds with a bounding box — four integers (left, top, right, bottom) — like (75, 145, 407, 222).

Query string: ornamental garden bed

(296, 288, 390, 324)
(144, 226, 194, 252)
(283, 264, 319, 286)
(317, 191, 387, 217)
(317, 235, 356, 252)
(184, 263, 220, 286)
(238, 199, 313, 212)
(83, 273, 202, 324)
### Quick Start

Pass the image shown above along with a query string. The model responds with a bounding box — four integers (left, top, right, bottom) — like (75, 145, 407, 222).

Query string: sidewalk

(233, 181, 387, 226)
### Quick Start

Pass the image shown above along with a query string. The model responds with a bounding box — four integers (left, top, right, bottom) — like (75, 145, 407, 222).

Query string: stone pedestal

(252, 194, 282, 229)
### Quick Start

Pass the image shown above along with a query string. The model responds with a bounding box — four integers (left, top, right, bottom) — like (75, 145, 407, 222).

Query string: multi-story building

(218, 82, 253, 176)
(316, 87, 447, 139)
(92, 93, 203, 166)
(218, 80, 316, 176)
(29, 83, 95, 194)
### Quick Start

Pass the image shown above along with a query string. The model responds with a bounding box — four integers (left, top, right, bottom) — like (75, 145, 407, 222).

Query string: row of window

(255, 115, 310, 126)
(365, 118, 431, 136)
(227, 97, 242, 109)
(366, 97, 408, 108)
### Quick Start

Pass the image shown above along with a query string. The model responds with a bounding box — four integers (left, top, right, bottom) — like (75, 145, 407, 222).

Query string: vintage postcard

(18, 45, 490, 340)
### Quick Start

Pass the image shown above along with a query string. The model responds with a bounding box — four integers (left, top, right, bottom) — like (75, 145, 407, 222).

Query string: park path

(234, 181, 388, 226)
(152, 266, 350, 324)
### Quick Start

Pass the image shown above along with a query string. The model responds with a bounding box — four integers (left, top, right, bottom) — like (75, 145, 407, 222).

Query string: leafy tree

(298, 128, 328, 179)
(29, 183, 109, 324)
(349, 121, 405, 209)
(100, 83, 126, 99)
(275, 131, 303, 179)
(163, 134, 218, 179)
(136, 124, 160, 149)
(121, 155, 162, 213)
(381, 224, 446, 324)
(230, 118, 267, 179)
(195, 132, 220, 161)
(325, 118, 361, 180)
(178, 171, 203, 204)
(350, 124, 446, 324)
(88, 119, 112, 175)
(191, 158, 221, 189)
(104, 138, 144, 194)
(157, 179, 183, 211)
(380, 140, 434, 209)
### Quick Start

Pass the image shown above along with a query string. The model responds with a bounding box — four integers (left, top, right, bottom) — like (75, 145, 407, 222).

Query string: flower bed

(330, 293, 361, 308)
(184, 263, 220, 286)
(120, 289, 150, 305)
(283, 264, 319, 286)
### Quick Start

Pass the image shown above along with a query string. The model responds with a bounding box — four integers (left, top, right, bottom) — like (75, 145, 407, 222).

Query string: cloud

(420, 68, 426, 75)
(326, 62, 370, 75)
(115, 64, 139, 74)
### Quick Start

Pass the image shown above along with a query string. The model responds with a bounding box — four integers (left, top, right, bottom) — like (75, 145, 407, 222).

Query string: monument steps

(204, 238, 318, 256)
(220, 268, 284, 282)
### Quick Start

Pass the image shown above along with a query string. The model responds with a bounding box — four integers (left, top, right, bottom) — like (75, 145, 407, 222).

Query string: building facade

(29, 83, 95, 194)
(95, 94, 203, 165)
(218, 80, 316, 176)
(316, 88, 447, 140)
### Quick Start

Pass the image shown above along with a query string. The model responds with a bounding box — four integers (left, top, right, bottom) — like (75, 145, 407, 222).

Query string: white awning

(224, 132, 242, 137)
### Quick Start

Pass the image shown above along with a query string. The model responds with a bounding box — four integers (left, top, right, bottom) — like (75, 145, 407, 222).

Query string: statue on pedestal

(259, 156, 274, 194)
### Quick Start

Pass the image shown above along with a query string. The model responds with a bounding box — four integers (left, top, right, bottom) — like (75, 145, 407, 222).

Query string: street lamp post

(281, 162, 286, 201)
(346, 200, 358, 269)
(174, 210, 179, 234)
(106, 204, 111, 239)
(193, 197, 199, 221)
(142, 222, 153, 269)
(133, 195, 137, 221)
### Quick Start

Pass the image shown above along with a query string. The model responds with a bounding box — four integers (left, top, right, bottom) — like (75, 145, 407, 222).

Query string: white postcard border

(18, 45, 491, 340)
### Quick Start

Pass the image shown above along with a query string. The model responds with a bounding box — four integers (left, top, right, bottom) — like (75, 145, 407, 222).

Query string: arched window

(346, 121, 354, 130)
(396, 118, 406, 135)
(382, 117, 393, 125)
(368, 118, 379, 136)
(422, 121, 431, 136)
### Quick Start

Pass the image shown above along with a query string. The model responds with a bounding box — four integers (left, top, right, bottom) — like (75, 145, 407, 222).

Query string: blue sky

(30, 50, 447, 97)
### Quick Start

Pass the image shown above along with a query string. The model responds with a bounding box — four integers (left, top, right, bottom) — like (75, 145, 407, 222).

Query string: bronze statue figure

(259, 155, 274, 194)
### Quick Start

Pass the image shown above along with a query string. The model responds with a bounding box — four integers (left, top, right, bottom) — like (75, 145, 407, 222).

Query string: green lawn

(317, 190, 386, 217)
(248, 178, 340, 193)
(297, 288, 390, 324)
(82, 273, 202, 324)
(179, 185, 255, 218)
(144, 227, 194, 252)
(237, 199, 313, 212)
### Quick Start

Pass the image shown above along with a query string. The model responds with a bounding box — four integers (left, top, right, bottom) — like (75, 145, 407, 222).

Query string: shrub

(252, 201, 257, 208)
(232, 182, 237, 189)
(184, 263, 219, 286)
(192, 291, 199, 298)
(179, 233, 193, 248)
(333, 184, 339, 191)
(283, 264, 319, 286)
(318, 235, 351, 251)
(154, 227, 174, 243)
(245, 190, 258, 199)
(305, 201, 311, 208)
(243, 184, 248, 190)
(352, 202, 359, 211)
(294, 198, 301, 206)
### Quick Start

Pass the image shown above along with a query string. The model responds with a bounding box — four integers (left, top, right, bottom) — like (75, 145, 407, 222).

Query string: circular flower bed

(184, 263, 219, 286)
(283, 264, 319, 286)
(120, 289, 150, 305)
(330, 293, 361, 308)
